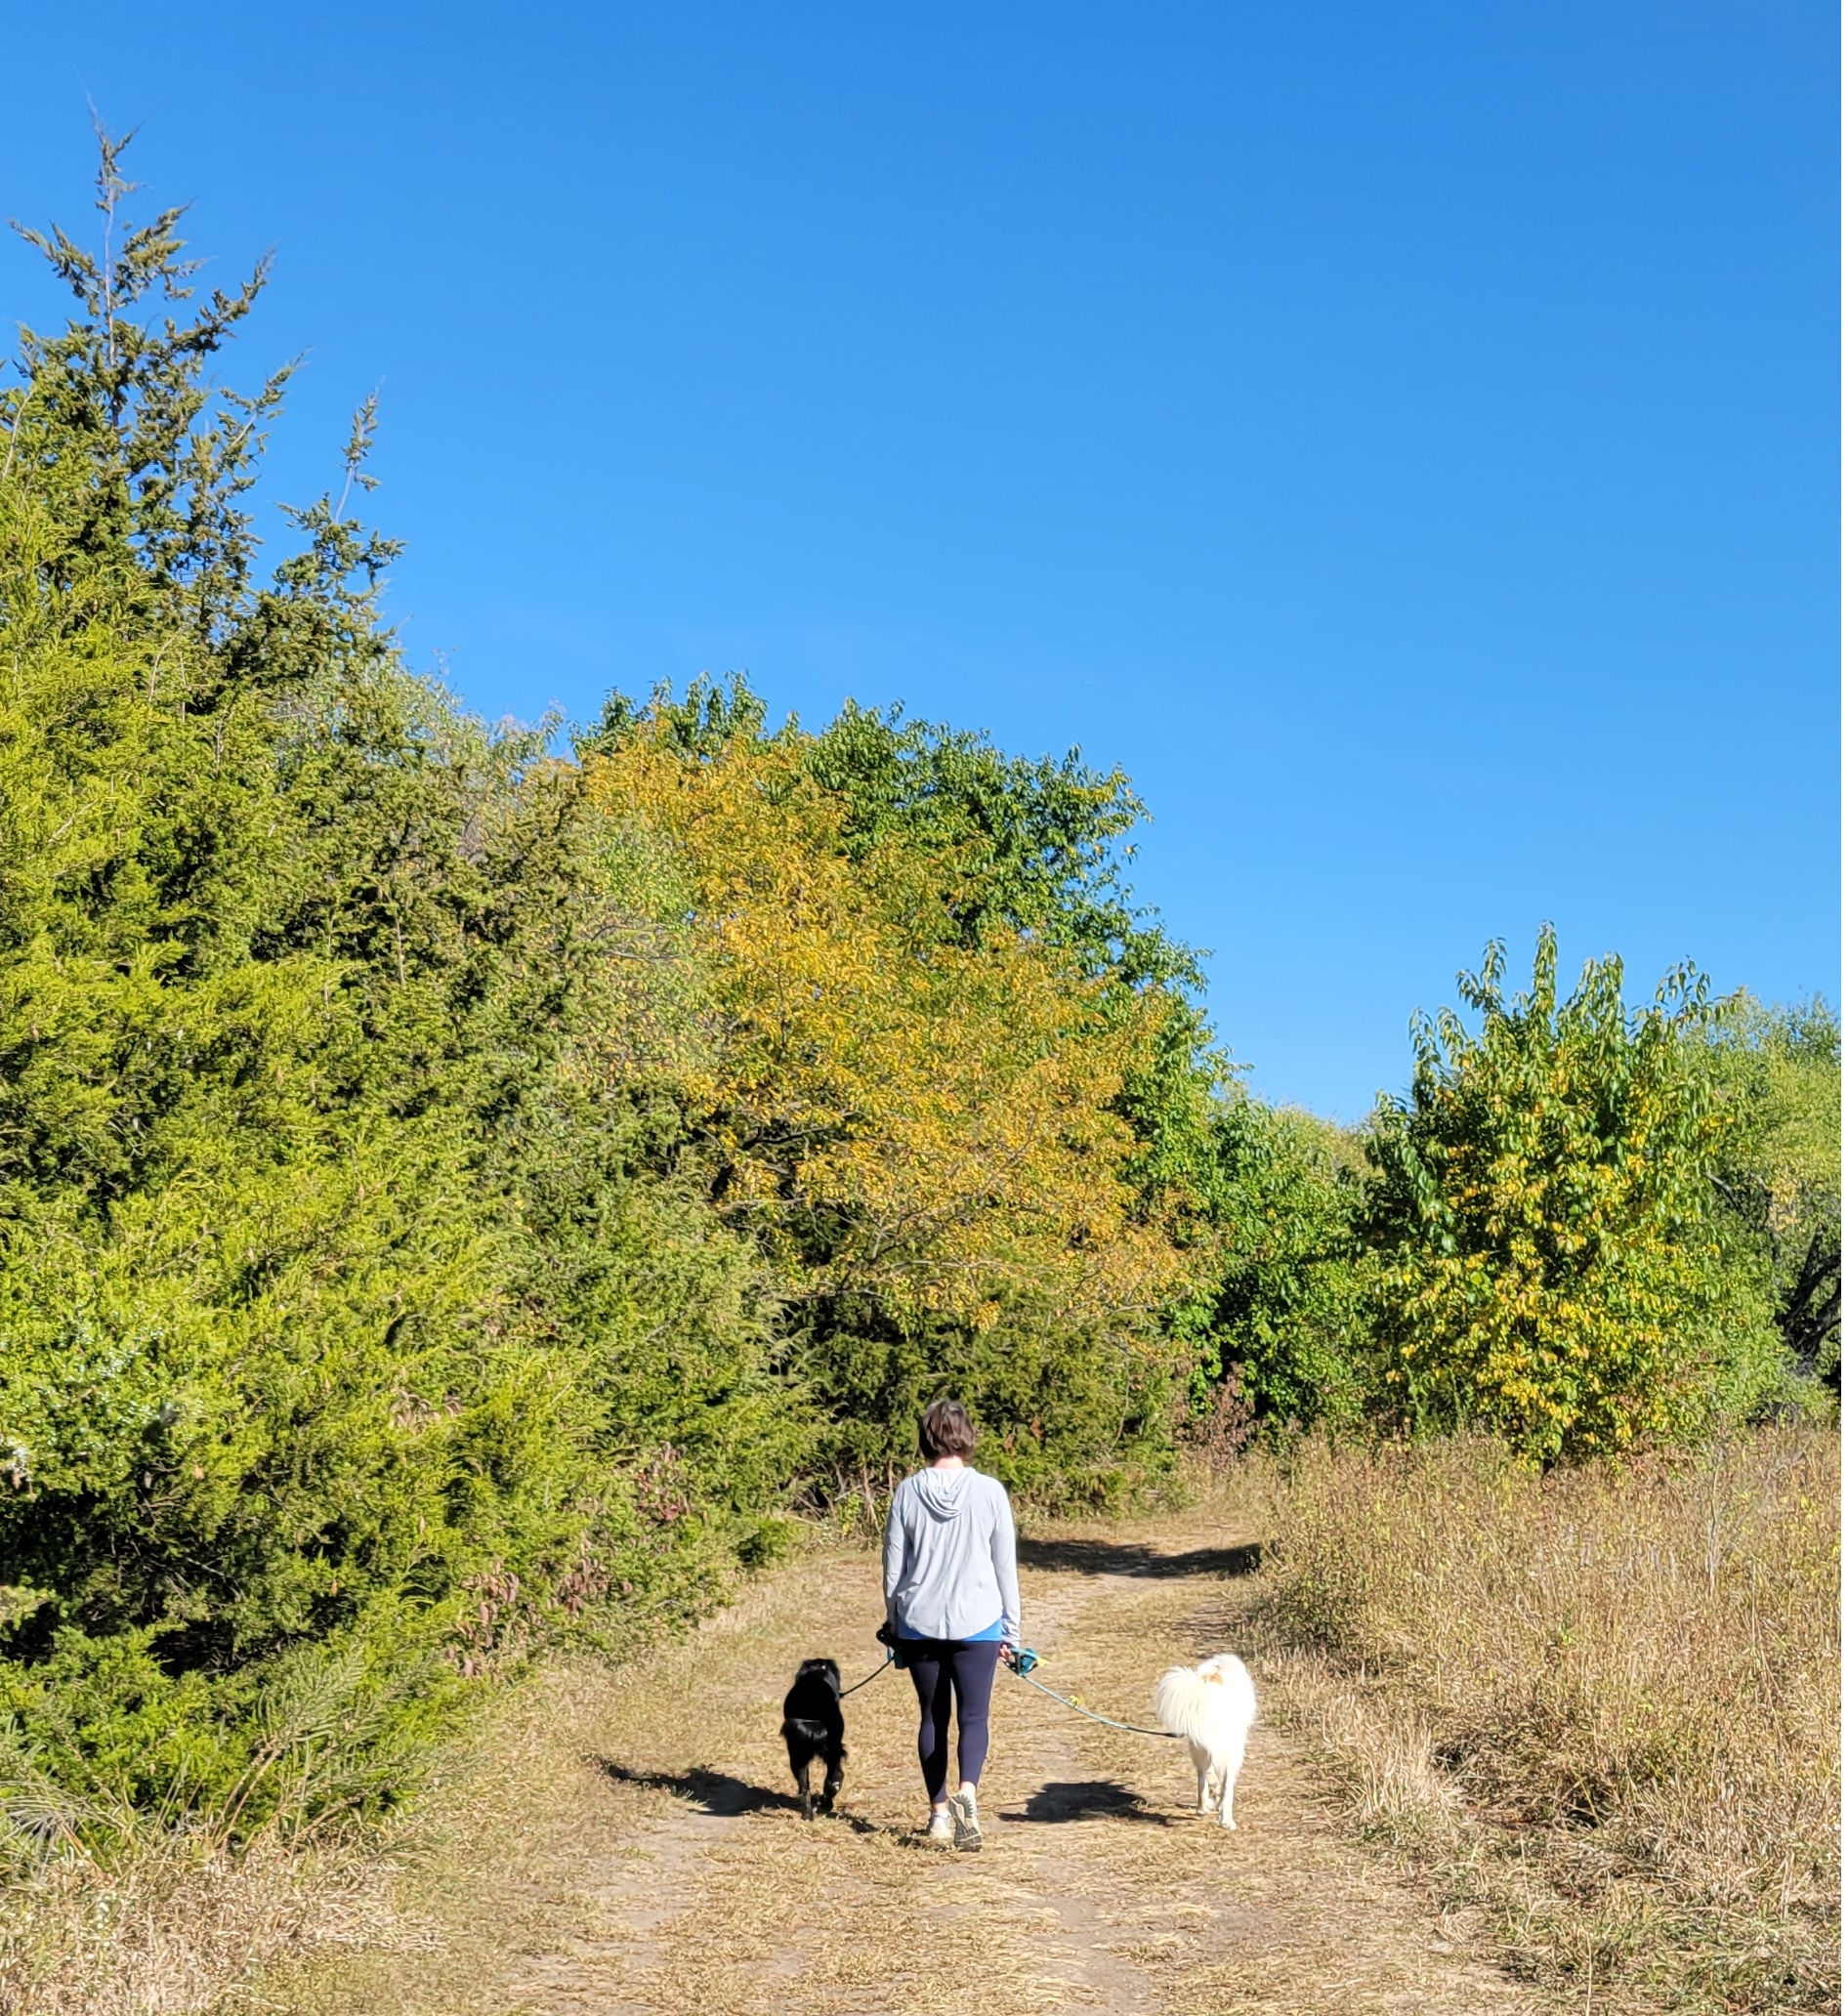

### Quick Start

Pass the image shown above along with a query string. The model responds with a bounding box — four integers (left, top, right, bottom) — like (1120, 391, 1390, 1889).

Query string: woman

(881, 1397, 1020, 1850)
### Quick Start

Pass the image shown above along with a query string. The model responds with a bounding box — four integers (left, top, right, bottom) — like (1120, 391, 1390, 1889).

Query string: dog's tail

(1153, 1665, 1202, 1741)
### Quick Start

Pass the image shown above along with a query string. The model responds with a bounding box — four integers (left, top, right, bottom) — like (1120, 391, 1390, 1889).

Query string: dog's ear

(1203, 1671, 1223, 1685)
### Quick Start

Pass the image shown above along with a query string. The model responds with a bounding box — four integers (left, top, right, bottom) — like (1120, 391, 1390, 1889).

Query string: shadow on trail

(592, 1758, 881, 1833)
(1017, 1537, 1262, 1579)
(1001, 1779, 1174, 1826)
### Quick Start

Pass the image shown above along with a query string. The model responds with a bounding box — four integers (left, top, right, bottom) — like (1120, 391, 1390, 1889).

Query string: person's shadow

(999, 1779, 1174, 1826)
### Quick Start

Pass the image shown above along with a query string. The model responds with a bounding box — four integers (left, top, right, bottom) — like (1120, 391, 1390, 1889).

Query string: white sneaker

(948, 1787, 983, 1852)
(927, 1806, 954, 1843)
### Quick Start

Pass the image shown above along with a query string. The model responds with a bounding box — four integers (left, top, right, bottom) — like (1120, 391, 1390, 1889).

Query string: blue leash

(1004, 1655, 1180, 1741)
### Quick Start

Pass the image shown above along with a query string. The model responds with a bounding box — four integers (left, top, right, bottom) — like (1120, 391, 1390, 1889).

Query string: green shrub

(1182, 1096, 1371, 1433)
(1363, 928, 1786, 1460)
(1701, 994, 1840, 1388)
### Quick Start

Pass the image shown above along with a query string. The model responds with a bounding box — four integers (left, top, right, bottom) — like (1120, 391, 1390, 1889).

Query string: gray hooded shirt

(882, 1465, 1021, 1644)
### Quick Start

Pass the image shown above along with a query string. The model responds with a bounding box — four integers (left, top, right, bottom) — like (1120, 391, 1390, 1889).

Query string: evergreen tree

(0, 134, 796, 1839)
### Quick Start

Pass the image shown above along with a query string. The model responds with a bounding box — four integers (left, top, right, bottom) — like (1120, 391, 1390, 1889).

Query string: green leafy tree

(1364, 927, 1784, 1461)
(1702, 995, 1840, 1384)
(802, 695, 1191, 984)
(1183, 1099, 1371, 1434)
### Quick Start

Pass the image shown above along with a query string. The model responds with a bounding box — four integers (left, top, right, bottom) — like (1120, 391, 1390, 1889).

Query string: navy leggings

(904, 1639, 1001, 1801)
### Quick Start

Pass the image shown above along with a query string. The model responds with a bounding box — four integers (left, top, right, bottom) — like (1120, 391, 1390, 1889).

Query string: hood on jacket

(912, 1466, 977, 1519)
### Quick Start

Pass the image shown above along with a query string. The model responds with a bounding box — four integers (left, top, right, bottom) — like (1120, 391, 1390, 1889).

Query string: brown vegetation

(0, 1828, 394, 2016)
(1239, 1428, 1840, 2012)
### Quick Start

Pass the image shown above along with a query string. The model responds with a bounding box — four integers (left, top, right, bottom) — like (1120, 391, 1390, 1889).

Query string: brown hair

(918, 1398, 978, 1461)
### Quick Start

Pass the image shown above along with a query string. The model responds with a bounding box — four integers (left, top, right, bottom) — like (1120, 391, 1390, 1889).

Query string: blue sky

(5, 3, 1837, 1117)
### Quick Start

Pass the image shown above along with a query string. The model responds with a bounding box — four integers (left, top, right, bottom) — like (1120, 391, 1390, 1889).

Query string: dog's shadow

(592, 1757, 881, 1834)
(1000, 1779, 1175, 1826)
(1016, 1537, 1262, 1578)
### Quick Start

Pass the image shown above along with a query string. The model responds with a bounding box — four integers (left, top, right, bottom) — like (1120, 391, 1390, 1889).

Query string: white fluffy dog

(1153, 1654, 1257, 1828)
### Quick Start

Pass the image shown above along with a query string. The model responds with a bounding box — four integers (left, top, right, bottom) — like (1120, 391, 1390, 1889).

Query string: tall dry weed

(0, 1827, 401, 2016)
(0, 1639, 454, 2014)
(1240, 1428, 1840, 2012)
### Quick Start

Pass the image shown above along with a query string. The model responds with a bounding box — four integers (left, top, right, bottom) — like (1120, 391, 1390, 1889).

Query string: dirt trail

(262, 1506, 1559, 2016)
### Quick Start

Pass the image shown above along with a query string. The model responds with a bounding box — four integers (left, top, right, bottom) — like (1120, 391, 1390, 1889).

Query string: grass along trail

(255, 1505, 1559, 2016)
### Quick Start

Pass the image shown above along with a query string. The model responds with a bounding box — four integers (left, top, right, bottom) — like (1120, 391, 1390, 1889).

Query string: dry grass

(0, 1827, 404, 2016)
(1232, 1428, 1840, 2013)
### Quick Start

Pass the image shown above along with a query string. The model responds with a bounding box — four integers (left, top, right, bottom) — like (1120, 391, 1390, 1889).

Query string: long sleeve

(990, 1488, 1021, 1643)
(882, 1487, 906, 1619)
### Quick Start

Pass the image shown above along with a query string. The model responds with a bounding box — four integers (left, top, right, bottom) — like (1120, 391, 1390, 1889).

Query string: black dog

(780, 1658, 846, 1820)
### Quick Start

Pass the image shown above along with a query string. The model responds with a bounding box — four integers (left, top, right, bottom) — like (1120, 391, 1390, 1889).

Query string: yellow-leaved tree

(585, 704, 1200, 1506)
